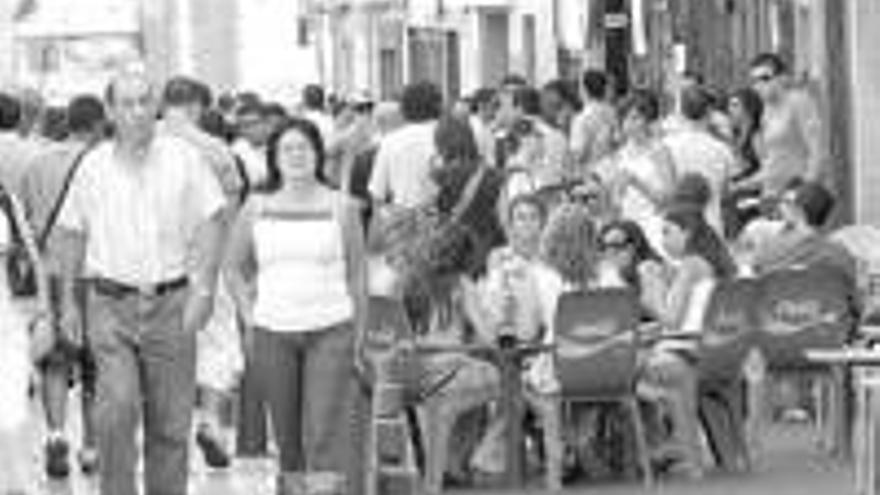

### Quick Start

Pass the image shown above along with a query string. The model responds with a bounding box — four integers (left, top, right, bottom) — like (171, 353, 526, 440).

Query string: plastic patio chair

(753, 265, 859, 458)
(553, 287, 653, 487)
(695, 277, 761, 472)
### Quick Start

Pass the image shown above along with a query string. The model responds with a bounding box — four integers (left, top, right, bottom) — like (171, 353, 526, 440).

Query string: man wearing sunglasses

(740, 53, 826, 198)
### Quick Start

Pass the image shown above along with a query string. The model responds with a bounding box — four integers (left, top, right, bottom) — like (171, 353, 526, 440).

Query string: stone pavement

(15, 412, 855, 495)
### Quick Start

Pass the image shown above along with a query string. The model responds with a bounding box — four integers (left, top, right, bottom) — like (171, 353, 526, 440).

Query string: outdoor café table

(806, 345, 880, 495)
(415, 337, 555, 489)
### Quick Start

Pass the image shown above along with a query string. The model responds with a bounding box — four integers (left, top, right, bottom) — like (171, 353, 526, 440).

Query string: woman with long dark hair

(638, 205, 736, 479)
(725, 87, 766, 237)
(227, 117, 366, 494)
(597, 219, 665, 296)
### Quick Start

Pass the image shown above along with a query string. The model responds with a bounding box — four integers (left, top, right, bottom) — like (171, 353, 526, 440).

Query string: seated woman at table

(638, 205, 737, 478)
(597, 219, 665, 296)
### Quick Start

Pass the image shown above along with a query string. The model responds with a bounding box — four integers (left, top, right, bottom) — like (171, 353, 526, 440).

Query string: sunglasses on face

(601, 238, 630, 252)
(751, 72, 775, 84)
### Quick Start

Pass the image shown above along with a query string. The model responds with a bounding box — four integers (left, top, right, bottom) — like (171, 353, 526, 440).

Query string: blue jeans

(252, 322, 364, 492)
(88, 287, 195, 495)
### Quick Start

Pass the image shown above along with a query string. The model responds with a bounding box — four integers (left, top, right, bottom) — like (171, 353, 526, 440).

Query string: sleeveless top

(252, 192, 353, 332)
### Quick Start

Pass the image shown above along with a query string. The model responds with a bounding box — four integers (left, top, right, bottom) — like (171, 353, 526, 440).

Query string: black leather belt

(91, 276, 189, 298)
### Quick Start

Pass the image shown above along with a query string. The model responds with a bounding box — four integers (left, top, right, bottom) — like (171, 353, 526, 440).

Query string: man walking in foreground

(55, 70, 225, 495)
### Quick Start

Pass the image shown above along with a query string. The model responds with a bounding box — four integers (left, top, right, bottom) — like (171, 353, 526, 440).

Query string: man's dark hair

(400, 81, 443, 123)
(162, 76, 212, 108)
(67, 95, 106, 135)
(236, 91, 262, 109)
(235, 100, 265, 120)
(582, 70, 608, 100)
(543, 79, 581, 109)
(512, 86, 542, 116)
(792, 181, 835, 228)
(680, 85, 712, 121)
(302, 84, 325, 111)
(750, 52, 788, 76)
(263, 102, 289, 121)
(199, 108, 233, 142)
(671, 172, 712, 211)
(681, 70, 705, 86)
(0, 93, 22, 130)
(500, 74, 528, 88)
(470, 87, 497, 113)
(40, 106, 69, 141)
(618, 88, 660, 122)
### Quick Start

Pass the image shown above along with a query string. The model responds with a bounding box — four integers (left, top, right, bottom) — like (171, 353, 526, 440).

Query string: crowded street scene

(1, 0, 880, 494)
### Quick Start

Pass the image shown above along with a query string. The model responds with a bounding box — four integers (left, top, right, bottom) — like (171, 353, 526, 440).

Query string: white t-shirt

(368, 121, 437, 208)
(663, 126, 735, 235)
(58, 136, 225, 285)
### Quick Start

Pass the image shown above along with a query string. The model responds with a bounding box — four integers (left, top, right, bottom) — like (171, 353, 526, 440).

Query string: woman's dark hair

(432, 116, 481, 214)
(664, 206, 736, 279)
(618, 88, 660, 122)
(729, 87, 764, 181)
(264, 117, 327, 191)
(600, 219, 661, 289)
(670, 172, 712, 211)
(434, 114, 480, 165)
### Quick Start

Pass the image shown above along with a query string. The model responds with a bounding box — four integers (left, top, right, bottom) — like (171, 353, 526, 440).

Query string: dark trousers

(88, 287, 195, 495)
(236, 358, 269, 456)
(252, 322, 365, 491)
(699, 380, 749, 471)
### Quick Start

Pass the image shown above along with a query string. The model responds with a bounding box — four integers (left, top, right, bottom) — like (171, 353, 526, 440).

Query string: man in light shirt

(368, 81, 443, 208)
(55, 71, 225, 495)
(301, 83, 335, 145)
(569, 69, 617, 178)
(663, 86, 736, 236)
(160, 76, 246, 470)
(231, 101, 273, 191)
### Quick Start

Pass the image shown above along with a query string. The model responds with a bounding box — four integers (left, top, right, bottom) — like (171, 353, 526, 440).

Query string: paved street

(13, 391, 857, 495)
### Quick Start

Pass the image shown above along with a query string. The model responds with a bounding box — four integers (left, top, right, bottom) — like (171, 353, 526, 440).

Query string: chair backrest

(755, 265, 857, 370)
(697, 278, 761, 383)
(554, 287, 642, 398)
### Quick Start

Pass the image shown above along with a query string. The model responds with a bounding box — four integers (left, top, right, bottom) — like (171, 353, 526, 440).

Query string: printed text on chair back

(554, 288, 641, 397)
(756, 265, 857, 370)
(698, 278, 761, 383)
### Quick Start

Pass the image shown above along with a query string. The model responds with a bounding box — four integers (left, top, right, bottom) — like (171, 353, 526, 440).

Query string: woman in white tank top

(227, 118, 366, 494)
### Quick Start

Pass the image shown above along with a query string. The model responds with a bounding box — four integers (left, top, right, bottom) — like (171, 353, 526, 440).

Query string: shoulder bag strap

(37, 143, 93, 250)
(448, 166, 487, 224)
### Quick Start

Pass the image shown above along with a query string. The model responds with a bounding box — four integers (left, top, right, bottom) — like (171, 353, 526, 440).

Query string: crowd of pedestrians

(0, 49, 864, 495)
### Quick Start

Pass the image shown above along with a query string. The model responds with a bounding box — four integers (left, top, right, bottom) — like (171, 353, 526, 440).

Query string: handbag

(3, 144, 92, 297)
